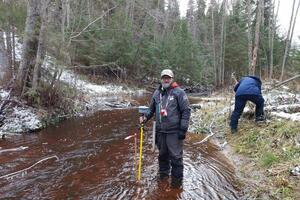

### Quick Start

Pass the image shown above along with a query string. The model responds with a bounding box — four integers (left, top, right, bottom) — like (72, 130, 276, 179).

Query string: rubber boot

(171, 177, 183, 188)
(157, 173, 169, 182)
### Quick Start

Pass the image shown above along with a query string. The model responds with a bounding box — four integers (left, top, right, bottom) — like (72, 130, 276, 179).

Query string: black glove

(178, 131, 186, 140)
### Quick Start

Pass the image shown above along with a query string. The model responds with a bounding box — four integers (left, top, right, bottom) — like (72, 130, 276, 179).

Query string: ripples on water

(0, 108, 240, 199)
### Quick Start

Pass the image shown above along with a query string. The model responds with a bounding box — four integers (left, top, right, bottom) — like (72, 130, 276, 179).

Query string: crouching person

(230, 75, 265, 133)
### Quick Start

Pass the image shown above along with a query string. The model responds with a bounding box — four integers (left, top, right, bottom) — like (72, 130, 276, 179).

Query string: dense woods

(0, 0, 300, 100)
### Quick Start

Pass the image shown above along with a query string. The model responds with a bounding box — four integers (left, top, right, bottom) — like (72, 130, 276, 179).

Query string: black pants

(230, 94, 265, 129)
(156, 132, 183, 179)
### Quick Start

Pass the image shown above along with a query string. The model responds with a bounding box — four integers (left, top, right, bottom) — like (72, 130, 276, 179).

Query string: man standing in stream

(140, 69, 191, 188)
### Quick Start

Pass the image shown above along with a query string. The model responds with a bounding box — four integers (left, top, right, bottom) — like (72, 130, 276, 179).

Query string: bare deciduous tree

(247, 0, 253, 71)
(15, 0, 40, 96)
(250, 0, 264, 75)
(32, 0, 50, 92)
(280, 0, 300, 81)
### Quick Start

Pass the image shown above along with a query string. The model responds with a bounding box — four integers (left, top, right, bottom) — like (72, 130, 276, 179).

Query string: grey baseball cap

(161, 69, 174, 78)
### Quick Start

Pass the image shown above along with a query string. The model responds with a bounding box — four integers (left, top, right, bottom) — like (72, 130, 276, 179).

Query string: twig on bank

(194, 111, 218, 145)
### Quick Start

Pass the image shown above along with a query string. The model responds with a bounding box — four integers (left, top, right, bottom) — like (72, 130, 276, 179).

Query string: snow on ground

(0, 107, 43, 133)
(0, 89, 9, 99)
(0, 89, 46, 134)
(43, 56, 144, 111)
(59, 69, 132, 96)
(0, 56, 145, 134)
(270, 112, 300, 121)
(263, 88, 300, 121)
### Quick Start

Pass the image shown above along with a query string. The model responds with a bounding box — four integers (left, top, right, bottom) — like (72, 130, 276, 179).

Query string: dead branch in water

(0, 155, 59, 180)
(0, 146, 28, 154)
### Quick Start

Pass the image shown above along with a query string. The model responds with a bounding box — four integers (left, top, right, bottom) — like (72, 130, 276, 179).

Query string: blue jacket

(145, 82, 191, 134)
(234, 76, 262, 96)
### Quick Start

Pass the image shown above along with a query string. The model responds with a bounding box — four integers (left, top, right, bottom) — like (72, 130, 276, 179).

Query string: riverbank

(0, 63, 145, 135)
(188, 83, 300, 199)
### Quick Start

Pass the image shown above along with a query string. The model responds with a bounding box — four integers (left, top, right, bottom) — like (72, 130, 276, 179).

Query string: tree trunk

(0, 31, 8, 81)
(267, 0, 273, 78)
(32, 0, 49, 92)
(5, 28, 12, 76)
(247, 0, 253, 70)
(12, 24, 16, 79)
(15, 0, 40, 96)
(269, 0, 280, 80)
(222, 16, 227, 85)
(211, 7, 217, 86)
(61, 0, 65, 43)
(280, 0, 300, 81)
(87, 0, 91, 21)
(280, 0, 296, 81)
(220, 0, 227, 86)
(250, 0, 263, 75)
(66, 0, 70, 29)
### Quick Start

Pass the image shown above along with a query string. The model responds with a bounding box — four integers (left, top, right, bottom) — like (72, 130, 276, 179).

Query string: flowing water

(0, 96, 240, 199)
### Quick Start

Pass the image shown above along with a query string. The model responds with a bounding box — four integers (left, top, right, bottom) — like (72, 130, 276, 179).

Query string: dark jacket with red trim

(145, 82, 191, 134)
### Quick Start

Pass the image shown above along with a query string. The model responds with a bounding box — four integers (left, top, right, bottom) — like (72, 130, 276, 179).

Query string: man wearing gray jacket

(140, 69, 191, 188)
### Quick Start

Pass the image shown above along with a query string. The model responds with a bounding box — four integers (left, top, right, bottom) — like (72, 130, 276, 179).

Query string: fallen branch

(69, 5, 118, 40)
(194, 111, 218, 145)
(69, 62, 119, 69)
(0, 155, 59, 180)
(188, 96, 227, 102)
(0, 146, 28, 154)
(265, 104, 300, 112)
(268, 74, 300, 91)
(267, 162, 292, 176)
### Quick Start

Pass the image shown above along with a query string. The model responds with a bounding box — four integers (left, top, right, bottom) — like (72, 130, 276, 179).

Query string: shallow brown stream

(0, 96, 240, 199)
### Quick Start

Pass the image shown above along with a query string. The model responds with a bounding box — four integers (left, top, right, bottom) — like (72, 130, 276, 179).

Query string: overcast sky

(178, 0, 300, 45)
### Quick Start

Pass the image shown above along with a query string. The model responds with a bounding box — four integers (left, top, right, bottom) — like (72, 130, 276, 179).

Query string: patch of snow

(270, 111, 300, 121)
(42, 56, 145, 112)
(0, 107, 42, 133)
(264, 89, 300, 106)
(14, 36, 22, 61)
(265, 104, 300, 112)
(59, 70, 134, 96)
(0, 89, 9, 99)
(43, 56, 143, 97)
(263, 89, 300, 121)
